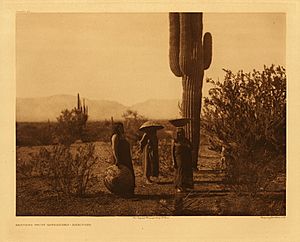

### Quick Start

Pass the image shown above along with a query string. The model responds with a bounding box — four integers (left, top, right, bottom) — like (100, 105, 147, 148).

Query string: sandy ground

(16, 141, 286, 216)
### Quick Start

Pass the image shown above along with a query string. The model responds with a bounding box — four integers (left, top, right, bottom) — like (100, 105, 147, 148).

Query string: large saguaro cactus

(169, 12, 212, 169)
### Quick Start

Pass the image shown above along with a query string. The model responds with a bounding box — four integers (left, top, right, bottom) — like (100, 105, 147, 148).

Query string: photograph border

(1, 1, 299, 241)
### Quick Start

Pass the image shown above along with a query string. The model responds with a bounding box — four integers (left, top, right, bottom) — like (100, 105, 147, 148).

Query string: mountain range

(16, 95, 181, 122)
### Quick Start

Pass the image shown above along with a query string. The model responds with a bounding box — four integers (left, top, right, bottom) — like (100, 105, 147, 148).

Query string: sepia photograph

(15, 12, 286, 217)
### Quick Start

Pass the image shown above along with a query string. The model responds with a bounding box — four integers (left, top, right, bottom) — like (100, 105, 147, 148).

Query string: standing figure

(139, 121, 164, 184)
(172, 128, 194, 192)
(111, 122, 135, 194)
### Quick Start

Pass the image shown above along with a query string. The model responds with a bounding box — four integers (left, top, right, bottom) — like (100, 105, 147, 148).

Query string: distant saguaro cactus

(55, 93, 89, 145)
(75, 93, 88, 138)
(169, 13, 212, 169)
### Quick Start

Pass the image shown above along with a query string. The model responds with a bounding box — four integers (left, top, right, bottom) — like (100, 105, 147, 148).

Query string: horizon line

(16, 94, 183, 106)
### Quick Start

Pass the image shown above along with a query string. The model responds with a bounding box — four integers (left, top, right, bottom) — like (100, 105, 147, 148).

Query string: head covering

(168, 118, 191, 127)
(139, 121, 164, 132)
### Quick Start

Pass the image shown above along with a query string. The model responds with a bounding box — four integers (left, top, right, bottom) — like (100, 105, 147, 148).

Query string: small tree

(55, 94, 88, 145)
(55, 109, 78, 145)
(202, 65, 286, 195)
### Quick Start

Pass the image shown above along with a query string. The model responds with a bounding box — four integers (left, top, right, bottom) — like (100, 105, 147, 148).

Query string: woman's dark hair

(112, 122, 124, 136)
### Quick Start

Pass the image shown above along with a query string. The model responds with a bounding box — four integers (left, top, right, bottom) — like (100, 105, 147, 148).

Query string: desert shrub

(72, 143, 98, 196)
(30, 147, 52, 176)
(29, 143, 98, 197)
(17, 121, 113, 146)
(201, 65, 286, 195)
(83, 121, 112, 142)
(55, 108, 88, 145)
(122, 109, 147, 144)
(16, 122, 54, 146)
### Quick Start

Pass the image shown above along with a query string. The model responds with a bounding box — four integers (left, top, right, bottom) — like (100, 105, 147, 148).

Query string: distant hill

(16, 95, 127, 122)
(16, 95, 181, 122)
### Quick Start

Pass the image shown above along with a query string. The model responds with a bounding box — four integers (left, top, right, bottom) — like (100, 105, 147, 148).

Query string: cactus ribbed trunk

(182, 74, 203, 168)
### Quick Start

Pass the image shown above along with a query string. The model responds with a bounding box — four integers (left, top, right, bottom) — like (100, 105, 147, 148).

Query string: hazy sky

(16, 13, 285, 106)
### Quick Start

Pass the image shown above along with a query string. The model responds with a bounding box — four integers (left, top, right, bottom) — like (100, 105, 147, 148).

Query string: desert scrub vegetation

(16, 122, 54, 146)
(121, 109, 147, 144)
(201, 65, 286, 196)
(27, 143, 99, 197)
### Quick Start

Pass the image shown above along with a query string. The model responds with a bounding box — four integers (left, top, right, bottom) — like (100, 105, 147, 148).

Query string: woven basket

(103, 164, 134, 195)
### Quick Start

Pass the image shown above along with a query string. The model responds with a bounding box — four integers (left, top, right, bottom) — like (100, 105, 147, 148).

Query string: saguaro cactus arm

(179, 13, 192, 75)
(169, 13, 182, 77)
(203, 32, 212, 70)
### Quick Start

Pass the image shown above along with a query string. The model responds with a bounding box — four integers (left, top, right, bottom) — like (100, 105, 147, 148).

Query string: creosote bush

(201, 65, 286, 195)
(30, 143, 98, 197)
